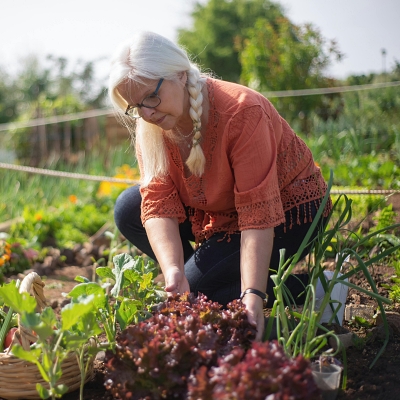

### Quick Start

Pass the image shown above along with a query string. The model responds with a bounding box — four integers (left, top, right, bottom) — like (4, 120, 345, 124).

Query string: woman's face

(117, 73, 189, 131)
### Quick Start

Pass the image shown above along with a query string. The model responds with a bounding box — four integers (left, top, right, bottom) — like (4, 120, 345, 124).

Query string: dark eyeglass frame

(125, 78, 164, 119)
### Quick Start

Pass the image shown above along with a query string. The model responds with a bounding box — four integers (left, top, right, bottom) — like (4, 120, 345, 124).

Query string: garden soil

(3, 261, 400, 400)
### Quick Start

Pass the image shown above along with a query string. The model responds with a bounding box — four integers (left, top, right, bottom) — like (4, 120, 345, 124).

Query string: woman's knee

(114, 185, 141, 231)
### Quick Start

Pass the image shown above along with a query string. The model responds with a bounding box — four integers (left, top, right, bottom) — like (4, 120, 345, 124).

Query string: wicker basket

(0, 272, 95, 400)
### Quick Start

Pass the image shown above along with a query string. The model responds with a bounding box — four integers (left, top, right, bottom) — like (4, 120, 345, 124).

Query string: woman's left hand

(241, 293, 265, 341)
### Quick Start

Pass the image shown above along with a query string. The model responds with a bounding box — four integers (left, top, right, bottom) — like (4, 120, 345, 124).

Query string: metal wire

(0, 79, 399, 194)
(0, 81, 399, 132)
(0, 162, 139, 185)
(262, 80, 400, 98)
(0, 109, 114, 132)
(1, 162, 399, 195)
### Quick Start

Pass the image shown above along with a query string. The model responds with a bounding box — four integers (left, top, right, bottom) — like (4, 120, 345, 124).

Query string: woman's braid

(186, 68, 206, 176)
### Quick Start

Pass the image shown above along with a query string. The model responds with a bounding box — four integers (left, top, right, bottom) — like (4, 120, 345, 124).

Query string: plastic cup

(311, 363, 342, 400)
(319, 271, 349, 325)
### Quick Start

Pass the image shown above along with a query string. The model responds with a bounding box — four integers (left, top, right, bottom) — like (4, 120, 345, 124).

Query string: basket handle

(6, 272, 47, 353)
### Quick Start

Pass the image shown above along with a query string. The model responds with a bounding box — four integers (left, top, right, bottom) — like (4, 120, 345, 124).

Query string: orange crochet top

(139, 78, 331, 244)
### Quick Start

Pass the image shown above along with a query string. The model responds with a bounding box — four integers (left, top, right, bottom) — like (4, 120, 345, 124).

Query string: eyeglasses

(125, 78, 164, 119)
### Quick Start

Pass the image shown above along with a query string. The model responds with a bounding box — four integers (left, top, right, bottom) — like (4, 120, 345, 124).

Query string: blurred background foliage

(0, 0, 400, 226)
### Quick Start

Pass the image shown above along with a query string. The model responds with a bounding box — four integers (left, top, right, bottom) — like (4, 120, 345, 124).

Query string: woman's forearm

(240, 228, 274, 293)
(144, 217, 189, 294)
(240, 227, 274, 340)
(144, 217, 184, 273)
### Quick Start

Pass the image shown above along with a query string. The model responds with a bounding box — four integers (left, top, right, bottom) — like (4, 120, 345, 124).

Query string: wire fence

(1, 162, 399, 195)
(1, 80, 399, 195)
(1, 81, 399, 132)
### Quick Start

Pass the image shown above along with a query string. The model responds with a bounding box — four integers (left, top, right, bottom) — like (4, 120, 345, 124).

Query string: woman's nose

(140, 107, 156, 120)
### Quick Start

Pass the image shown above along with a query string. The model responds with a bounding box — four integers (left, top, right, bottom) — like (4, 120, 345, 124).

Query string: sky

(1, 0, 399, 82)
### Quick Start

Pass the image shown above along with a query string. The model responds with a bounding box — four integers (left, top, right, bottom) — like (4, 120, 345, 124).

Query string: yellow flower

(97, 181, 112, 196)
(4, 242, 11, 255)
(34, 213, 43, 221)
(97, 165, 140, 197)
(0, 253, 10, 266)
(69, 194, 78, 204)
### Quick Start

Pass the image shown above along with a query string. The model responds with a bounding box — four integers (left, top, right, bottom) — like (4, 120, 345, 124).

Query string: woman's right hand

(164, 267, 190, 296)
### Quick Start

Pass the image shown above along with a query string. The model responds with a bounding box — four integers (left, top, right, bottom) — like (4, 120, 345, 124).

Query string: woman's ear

(179, 71, 187, 84)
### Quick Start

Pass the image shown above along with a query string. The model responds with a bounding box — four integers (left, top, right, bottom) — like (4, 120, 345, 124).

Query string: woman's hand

(241, 293, 265, 341)
(164, 267, 190, 296)
(145, 217, 189, 296)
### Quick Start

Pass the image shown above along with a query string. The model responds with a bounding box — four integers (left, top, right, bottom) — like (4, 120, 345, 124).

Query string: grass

(0, 144, 136, 222)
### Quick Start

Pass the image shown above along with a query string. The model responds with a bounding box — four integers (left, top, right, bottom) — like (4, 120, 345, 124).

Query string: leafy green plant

(265, 172, 399, 369)
(0, 147, 133, 223)
(329, 188, 386, 222)
(0, 279, 99, 400)
(0, 280, 19, 352)
(389, 283, 400, 303)
(68, 253, 165, 345)
(9, 201, 112, 249)
(382, 260, 400, 303)
(372, 203, 398, 231)
(0, 252, 161, 400)
(366, 204, 400, 259)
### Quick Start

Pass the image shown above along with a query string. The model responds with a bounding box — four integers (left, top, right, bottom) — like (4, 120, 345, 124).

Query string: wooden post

(37, 107, 48, 162)
(64, 121, 71, 161)
(52, 110, 61, 157)
(84, 118, 93, 152)
(75, 123, 82, 152)
(30, 126, 39, 166)
(91, 116, 100, 149)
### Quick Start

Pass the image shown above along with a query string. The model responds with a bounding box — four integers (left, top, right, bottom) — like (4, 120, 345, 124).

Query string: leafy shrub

(389, 283, 400, 303)
(69, 254, 166, 344)
(0, 239, 38, 282)
(188, 341, 320, 400)
(9, 200, 112, 249)
(371, 203, 398, 232)
(104, 293, 256, 400)
(330, 188, 385, 219)
(319, 154, 400, 189)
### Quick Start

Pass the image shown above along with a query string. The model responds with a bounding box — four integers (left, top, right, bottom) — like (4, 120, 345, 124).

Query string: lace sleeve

(136, 146, 186, 224)
(140, 181, 187, 225)
(228, 105, 285, 229)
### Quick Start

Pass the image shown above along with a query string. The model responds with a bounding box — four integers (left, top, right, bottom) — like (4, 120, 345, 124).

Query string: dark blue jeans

(114, 185, 327, 307)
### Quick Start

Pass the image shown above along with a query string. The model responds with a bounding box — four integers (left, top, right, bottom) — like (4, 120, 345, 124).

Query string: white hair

(108, 31, 207, 186)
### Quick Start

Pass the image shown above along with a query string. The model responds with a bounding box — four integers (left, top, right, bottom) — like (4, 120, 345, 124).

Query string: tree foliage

(178, 0, 285, 82)
(0, 55, 107, 125)
(0, 55, 108, 161)
(0, 68, 18, 124)
(239, 15, 343, 132)
(179, 0, 343, 133)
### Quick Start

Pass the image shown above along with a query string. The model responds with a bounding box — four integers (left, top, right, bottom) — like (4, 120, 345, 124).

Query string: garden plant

(1, 166, 399, 399)
(0, 253, 164, 400)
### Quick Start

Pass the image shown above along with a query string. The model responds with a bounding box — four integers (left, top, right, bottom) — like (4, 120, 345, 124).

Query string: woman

(109, 31, 332, 340)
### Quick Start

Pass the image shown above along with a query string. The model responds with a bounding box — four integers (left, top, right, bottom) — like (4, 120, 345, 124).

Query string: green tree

(2, 55, 107, 162)
(179, 0, 343, 134)
(178, 0, 285, 82)
(240, 16, 343, 132)
(0, 54, 107, 125)
(0, 68, 19, 124)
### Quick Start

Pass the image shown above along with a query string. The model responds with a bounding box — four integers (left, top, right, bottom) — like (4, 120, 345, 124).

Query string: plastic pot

(311, 362, 342, 400)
